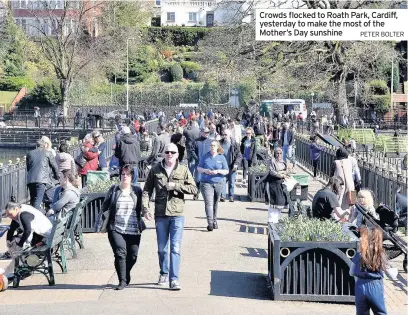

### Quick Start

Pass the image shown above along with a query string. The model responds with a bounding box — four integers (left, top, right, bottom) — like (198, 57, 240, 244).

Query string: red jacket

(78, 142, 99, 175)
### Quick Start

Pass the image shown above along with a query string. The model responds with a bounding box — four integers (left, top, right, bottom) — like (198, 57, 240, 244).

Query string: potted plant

(247, 162, 269, 202)
(268, 216, 358, 302)
(81, 178, 119, 232)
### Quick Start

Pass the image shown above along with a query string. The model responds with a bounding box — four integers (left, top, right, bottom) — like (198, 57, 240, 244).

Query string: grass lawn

(0, 91, 19, 111)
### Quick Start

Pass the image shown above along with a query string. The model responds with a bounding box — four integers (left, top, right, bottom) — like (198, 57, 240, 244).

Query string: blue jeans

(283, 145, 296, 166)
(355, 278, 387, 315)
(27, 183, 46, 211)
(201, 180, 224, 225)
(155, 216, 185, 283)
(188, 158, 197, 180)
(221, 170, 237, 198)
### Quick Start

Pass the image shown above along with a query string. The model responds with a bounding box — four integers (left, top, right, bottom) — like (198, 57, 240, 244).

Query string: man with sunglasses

(220, 130, 242, 202)
(142, 143, 197, 291)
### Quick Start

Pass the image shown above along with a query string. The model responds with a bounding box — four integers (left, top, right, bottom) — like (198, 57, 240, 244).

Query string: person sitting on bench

(0, 202, 52, 260)
(312, 176, 350, 222)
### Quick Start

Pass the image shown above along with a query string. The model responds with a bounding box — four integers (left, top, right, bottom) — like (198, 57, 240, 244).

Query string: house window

(155, 0, 160, 6)
(56, 0, 63, 9)
(20, 0, 27, 8)
(188, 12, 197, 22)
(167, 12, 175, 22)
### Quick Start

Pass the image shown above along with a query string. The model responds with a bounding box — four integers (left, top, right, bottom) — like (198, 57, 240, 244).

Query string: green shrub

(30, 79, 61, 105)
(147, 27, 211, 46)
(275, 215, 354, 242)
(180, 61, 201, 73)
(83, 178, 119, 194)
(0, 76, 35, 90)
(170, 63, 183, 82)
(363, 80, 390, 114)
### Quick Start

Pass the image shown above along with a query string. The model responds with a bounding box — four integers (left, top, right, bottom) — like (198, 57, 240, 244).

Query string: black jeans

(108, 229, 141, 284)
(27, 183, 46, 211)
(312, 159, 319, 177)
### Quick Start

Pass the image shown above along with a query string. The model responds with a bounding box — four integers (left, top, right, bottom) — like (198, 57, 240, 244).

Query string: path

(0, 166, 406, 315)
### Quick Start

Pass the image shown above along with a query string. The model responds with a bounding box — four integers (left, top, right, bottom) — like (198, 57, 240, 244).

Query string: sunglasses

(165, 151, 177, 155)
(246, 133, 251, 135)
(275, 152, 283, 155)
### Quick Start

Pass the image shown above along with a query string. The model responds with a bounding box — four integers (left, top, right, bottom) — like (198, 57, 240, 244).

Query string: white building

(157, 0, 298, 27)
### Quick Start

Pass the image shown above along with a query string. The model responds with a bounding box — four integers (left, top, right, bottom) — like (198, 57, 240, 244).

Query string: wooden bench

(11, 214, 71, 288)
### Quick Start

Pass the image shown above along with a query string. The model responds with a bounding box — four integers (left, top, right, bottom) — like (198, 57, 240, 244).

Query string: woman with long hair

(100, 165, 143, 290)
(350, 225, 395, 315)
(197, 140, 229, 231)
(47, 169, 80, 220)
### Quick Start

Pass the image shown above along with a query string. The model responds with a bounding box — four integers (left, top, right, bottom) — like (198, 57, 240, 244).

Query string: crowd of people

(0, 104, 404, 315)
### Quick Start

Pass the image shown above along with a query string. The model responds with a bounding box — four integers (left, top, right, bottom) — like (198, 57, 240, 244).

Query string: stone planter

(268, 223, 358, 302)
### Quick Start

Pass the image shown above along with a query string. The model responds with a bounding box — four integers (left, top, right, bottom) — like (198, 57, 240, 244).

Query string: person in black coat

(115, 126, 141, 185)
(100, 165, 143, 290)
(220, 129, 242, 202)
(240, 127, 257, 185)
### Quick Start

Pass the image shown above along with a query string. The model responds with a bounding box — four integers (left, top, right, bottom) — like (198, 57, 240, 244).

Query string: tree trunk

(335, 78, 348, 123)
(60, 80, 69, 117)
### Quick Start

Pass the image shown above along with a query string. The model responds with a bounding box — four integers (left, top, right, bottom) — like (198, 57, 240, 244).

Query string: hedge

(147, 27, 211, 46)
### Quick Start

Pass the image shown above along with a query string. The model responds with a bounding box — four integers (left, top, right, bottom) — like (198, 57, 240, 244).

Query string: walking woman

(266, 147, 290, 223)
(309, 136, 323, 178)
(330, 148, 355, 211)
(240, 127, 257, 185)
(350, 225, 397, 315)
(197, 140, 229, 231)
(100, 165, 143, 290)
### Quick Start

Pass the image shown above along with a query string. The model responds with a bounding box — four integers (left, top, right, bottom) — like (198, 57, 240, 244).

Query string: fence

(2, 116, 122, 131)
(294, 134, 408, 209)
(0, 119, 159, 220)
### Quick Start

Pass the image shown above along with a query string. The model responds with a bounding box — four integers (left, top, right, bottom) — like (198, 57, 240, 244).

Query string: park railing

(294, 134, 407, 209)
(0, 119, 159, 220)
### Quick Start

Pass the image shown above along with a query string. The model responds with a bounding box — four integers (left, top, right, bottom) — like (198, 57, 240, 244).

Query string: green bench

(11, 199, 87, 287)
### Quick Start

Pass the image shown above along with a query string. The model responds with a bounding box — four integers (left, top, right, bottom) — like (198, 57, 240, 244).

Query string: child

(350, 225, 397, 315)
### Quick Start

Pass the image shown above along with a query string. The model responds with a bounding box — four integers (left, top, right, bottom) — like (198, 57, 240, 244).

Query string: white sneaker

(170, 280, 181, 290)
(157, 274, 168, 285)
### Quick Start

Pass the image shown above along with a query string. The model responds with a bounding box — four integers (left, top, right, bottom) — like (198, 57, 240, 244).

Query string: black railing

(0, 119, 159, 220)
(294, 134, 408, 209)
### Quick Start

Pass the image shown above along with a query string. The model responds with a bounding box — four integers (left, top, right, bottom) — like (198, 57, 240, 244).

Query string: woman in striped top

(102, 165, 143, 290)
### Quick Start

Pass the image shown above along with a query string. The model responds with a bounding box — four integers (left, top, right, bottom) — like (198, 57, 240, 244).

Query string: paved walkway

(0, 166, 406, 315)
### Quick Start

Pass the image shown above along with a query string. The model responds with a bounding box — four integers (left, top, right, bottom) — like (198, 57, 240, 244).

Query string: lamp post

(126, 37, 136, 115)
(311, 92, 315, 108)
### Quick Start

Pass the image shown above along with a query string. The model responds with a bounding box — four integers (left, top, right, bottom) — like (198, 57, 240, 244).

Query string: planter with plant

(81, 178, 119, 232)
(268, 215, 358, 302)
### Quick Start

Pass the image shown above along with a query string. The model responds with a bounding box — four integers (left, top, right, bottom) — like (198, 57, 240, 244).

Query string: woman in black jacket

(240, 127, 257, 185)
(101, 165, 143, 290)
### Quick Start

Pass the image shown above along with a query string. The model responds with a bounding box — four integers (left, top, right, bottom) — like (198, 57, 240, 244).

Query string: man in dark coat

(115, 126, 141, 184)
(26, 139, 59, 211)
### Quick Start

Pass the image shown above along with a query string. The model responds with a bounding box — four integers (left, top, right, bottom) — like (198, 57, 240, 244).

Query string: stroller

(354, 202, 407, 273)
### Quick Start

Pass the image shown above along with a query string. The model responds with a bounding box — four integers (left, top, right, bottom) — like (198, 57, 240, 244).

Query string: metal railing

(294, 134, 408, 209)
(2, 116, 123, 131)
(0, 119, 159, 219)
